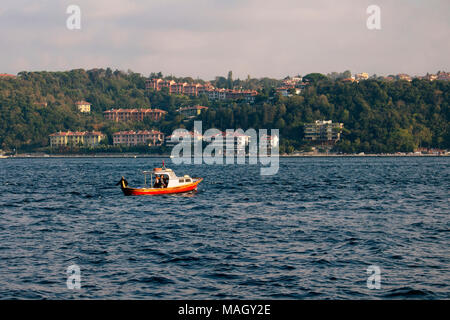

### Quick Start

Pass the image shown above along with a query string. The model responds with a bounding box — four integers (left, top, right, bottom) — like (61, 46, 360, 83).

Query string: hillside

(0, 68, 448, 153)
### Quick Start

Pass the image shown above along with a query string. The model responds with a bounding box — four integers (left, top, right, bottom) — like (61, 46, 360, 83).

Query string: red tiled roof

(151, 109, 167, 113)
(113, 130, 163, 136)
(103, 108, 167, 114)
(49, 131, 104, 137)
(76, 101, 91, 105)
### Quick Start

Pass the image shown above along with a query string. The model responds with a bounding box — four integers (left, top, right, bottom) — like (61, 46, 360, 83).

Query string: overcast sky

(0, 0, 449, 79)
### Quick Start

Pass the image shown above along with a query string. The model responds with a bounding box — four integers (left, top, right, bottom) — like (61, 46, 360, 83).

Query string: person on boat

(154, 175, 161, 188)
(116, 176, 128, 187)
(162, 176, 169, 188)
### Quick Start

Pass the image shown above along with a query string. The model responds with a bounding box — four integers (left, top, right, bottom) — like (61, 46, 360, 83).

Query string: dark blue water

(0, 157, 448, 299)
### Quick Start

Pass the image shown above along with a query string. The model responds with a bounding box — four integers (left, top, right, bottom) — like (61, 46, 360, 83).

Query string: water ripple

(0, 157, 449, 299)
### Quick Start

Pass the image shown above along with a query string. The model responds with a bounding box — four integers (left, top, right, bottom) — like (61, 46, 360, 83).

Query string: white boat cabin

(142, 168, 194, 189)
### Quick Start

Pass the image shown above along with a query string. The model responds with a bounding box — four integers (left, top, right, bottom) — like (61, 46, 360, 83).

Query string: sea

(0, 156, 448, 299)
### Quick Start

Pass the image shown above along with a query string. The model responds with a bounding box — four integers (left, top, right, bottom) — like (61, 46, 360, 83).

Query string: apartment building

(103, 108, 167, 122)
(49, 131, 106, 147)
(112, 130, 164, 146)
(304, 120, 344, 144)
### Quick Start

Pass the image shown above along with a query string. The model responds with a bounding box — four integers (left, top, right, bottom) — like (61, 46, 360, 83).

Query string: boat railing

(142, 170, 153, 187)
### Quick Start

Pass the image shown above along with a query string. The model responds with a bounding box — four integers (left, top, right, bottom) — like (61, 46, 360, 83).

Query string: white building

(76, 101, 91, 113)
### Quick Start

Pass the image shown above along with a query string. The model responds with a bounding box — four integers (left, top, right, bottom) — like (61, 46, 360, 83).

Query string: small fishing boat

(117, 164, 202, 196)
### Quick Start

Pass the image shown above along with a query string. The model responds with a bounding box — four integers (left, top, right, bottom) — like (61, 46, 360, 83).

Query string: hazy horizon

(1, 0, 449, 79)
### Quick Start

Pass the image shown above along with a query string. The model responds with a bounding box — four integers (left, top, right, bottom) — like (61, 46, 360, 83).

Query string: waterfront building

(165, 131, 203, 147)
(223, 131, 252, 155)
(304, 120, 344, 144)
(112, 130, 164, 146)
(49, 131, 106, 147)
(259, 134, 279, 153)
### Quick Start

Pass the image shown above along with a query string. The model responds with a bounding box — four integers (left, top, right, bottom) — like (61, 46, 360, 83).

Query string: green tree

(227, 71, 233, 89)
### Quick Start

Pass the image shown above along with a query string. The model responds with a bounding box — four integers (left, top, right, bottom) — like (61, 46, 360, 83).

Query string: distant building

(276, 87, 301, 97)
(282, 77, 303, 87)
(49, 131, 106, 147)
(184, 83, 204, 96)
(147, 79, 174, 91)
(165, 131, 203, 147)
(199, 88, 226, 100)
(76, 101, 91, 113)
(177, 105, 209, 118)
(146, 78, 258, 102)
(397, 74, 412, 82)
(437, 71, 450, 81)
(259, 134, 279, 153)
(223, 131, 252, 155)
(103, 108, 167, 122)
(355, 73, 369, 81)
(165, 130, 257, 155)
(276, 87, 291, 97)
(113, 130, 164, 146)
(415, 72, 450, 81)
(146, 79, 208, 96)
(304, 120, 343, 144)
(198, 87, 257, 102)
(423, 74, 438, 81)
(166, 131, 199, 147)
(0, 74, 16, 79)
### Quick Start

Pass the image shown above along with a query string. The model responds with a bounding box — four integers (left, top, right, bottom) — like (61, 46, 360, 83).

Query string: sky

(0, 0, 449, 80)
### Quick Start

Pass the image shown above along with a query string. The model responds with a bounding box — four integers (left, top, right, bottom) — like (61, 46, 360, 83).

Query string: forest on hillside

(0, 68, 448, 153)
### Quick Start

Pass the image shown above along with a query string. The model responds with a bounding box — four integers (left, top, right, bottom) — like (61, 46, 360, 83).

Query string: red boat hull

(121, 178, 203, 196)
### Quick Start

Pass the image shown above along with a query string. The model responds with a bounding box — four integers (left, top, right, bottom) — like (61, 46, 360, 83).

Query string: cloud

(0, 0, 448, 78)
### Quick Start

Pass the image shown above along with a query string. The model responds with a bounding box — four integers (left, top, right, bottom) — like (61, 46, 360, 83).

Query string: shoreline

(3, 153, 448, 159)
